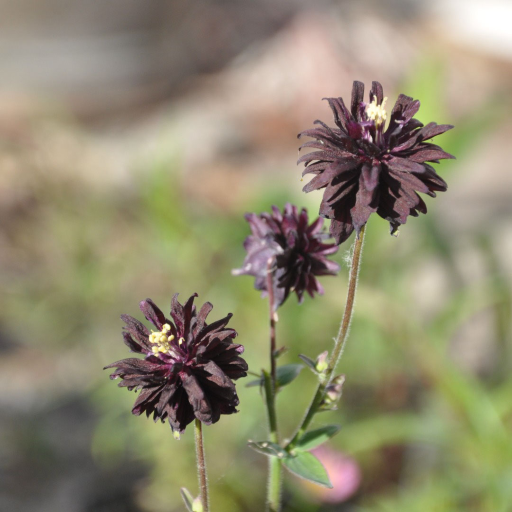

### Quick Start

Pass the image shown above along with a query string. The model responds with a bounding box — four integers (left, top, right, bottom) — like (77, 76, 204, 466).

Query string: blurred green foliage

(2, 65, 511, 512)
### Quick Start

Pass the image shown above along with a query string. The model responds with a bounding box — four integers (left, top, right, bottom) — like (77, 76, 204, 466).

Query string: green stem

(194, 419, 209, 512)
(263, 371, 279, 443)
(264, 261, 282, 512)
(264, 371, 282, 511)
(286, 224, 366, 449)
(267, 262, 278, 388)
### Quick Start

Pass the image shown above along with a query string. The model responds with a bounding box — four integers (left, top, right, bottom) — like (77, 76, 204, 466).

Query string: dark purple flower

(233, 203, 340, 310)
(299, 80, 454, 244)
(104, 294, 248, 434)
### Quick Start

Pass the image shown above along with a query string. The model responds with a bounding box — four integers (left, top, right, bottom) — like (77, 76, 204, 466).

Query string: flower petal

(193, 301, 213, 336)
(140, 299, 167, 330)
(323, 96, 352, 132)
(181, 372, 213, 424)
(386, 156, 426, 174)
(351, 81, 365, 119)
(406, 144, 455, 163)
(329, 217, 354, 245)
(302, 160, 357, 193)
(350, 164, 380, 233)
(370, 81, 384, 105)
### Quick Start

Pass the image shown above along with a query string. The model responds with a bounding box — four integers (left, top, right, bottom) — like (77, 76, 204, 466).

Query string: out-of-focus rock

(0, 0, 296, 118)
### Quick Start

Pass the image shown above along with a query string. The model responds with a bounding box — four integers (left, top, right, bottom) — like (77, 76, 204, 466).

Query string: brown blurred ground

(1, 1, 512, 511)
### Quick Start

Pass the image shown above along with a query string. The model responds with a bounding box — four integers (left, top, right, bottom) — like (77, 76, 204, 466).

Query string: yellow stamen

(366, 96, 388, 127)
(178, 337, 185, 346)
(148, 325, 175, 355)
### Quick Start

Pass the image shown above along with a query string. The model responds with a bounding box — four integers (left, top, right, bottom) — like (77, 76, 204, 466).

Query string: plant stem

(263, 371, 282, 512)
(263, 371, 279, 443)
(286, 224, 366, 449)
(194, 419, 209, 512)
(267, 261, 278, 387)
(264, 261, 282, 512)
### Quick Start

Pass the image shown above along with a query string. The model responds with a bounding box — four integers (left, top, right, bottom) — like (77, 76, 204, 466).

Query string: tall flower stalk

(265, 262, 282, 512)
(104, 78, 454, 511)
(239, 80, 453, 506)
(194, 419, 209, 512)
(286, 224, 366, 449)
(104, 295, 247, 511)
(234, 204, 341, 511)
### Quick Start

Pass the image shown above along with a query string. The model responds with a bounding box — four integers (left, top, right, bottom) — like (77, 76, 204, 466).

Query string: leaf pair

(246, 364, 304, 389)
(248, 424, 341, 488)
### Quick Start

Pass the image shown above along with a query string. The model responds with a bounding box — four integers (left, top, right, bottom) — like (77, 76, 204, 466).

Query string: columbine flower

(104, 294, 248, 434)
(299, 80, 454, 244)
(233, 203, 340, 310)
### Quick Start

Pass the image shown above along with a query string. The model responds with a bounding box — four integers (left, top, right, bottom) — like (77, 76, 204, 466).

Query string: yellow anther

(366, 96, 388, 126)
(148, 325, 175, 355)
(178, 337, 185, 346)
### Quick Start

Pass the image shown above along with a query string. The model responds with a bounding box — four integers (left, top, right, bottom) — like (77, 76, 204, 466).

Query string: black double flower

(105, 294, 247, 434)
(233, 203, 340, 310)
(299, 80, 454, 244)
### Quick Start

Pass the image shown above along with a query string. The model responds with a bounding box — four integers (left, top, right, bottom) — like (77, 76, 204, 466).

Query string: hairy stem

(267, 261, 278, 387)
(264, 261, 282, 512)
(194, 419, 209, 512)
(286, 224, 366, 448)
(263, 371, 282, 511)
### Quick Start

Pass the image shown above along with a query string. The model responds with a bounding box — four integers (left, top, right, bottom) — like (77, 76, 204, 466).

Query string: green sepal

(276, 364, 303, 388)
(180, 488, 195, 512)
(247, 440, 287, 458)
(298, 354, 318, 373)
(283, 451, 332, 488)
(295, 425, 341, 451)
(273, 346, 288, 359)
(245, 370, 264, 388)
(245, 378, 263, 388)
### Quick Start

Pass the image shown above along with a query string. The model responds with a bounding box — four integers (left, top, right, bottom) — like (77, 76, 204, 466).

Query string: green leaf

(247, 440, 287, 458)
(299, 354, 318, 373)
(245, 370, 264, 388)
(180, 488, 194, 512)
(283, 451, 332, 488)
(245, 378, 263, 388)
(273, 346, 288, 359)
(276, 364, 303, 388)
(295, 425, 341, 451)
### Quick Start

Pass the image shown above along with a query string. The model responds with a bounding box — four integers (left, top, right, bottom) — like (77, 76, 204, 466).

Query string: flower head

(233, 203, 340, 310)
(299, 80, 454, 244)
(104, 294, 248, 434)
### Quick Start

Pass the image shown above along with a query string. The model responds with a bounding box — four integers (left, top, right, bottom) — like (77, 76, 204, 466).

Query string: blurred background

(1, 0, 512, 511)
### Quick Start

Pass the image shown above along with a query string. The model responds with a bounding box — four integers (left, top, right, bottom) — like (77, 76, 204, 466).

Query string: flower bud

(192, 497, 204, 512)
(315, 351, 329, 373)
(320, 375, 345, 410)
